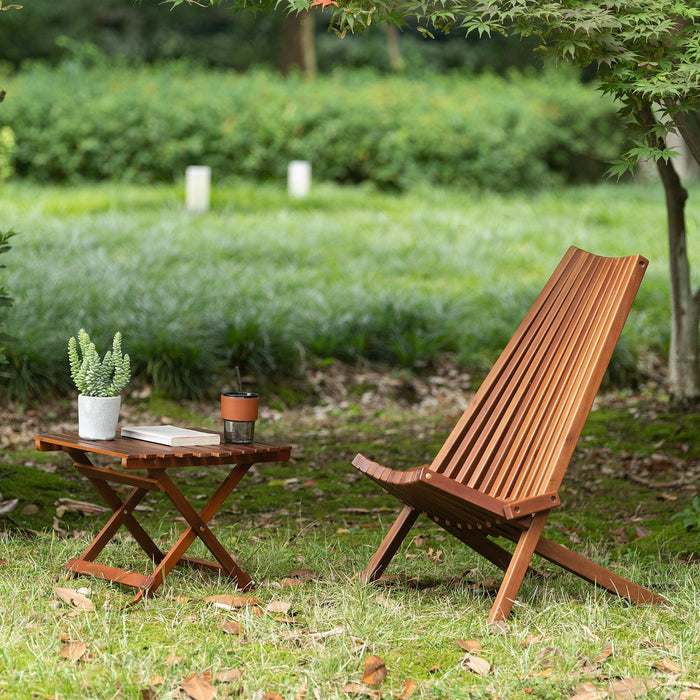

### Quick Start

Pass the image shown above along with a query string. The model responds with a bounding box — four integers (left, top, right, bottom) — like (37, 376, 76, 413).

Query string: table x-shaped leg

(63, 448, 254, 601)
(139, 465, 254, 601)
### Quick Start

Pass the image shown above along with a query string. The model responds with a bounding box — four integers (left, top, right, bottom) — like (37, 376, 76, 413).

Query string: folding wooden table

(34, 431, 292, 601)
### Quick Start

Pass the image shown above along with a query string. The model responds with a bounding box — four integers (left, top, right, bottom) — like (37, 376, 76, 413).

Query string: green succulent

(68, 328, 131, 397)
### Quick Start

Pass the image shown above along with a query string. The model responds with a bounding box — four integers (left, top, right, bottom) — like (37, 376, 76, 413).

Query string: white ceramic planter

(78, 394, 122, 440)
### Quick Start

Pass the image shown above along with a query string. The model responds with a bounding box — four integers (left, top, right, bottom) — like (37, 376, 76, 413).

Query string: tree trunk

(639, 103, 700, 402)
(279, 10, 317, 79)
(386, 25, 404, 71)
(655, 141, 700, 402)
(672, 109, 700, 167)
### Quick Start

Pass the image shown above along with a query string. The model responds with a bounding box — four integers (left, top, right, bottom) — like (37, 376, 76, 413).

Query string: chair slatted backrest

(430, 247, 647, 504)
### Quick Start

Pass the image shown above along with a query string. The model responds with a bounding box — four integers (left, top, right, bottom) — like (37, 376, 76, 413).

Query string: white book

(121, 425, 220, 447)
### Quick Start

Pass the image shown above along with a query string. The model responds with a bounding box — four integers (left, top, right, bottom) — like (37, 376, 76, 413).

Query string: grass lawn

(1, 379, 699, 699)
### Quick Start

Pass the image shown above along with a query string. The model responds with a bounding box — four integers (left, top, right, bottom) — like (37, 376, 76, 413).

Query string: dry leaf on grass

(520, 635, 545, 648)
(165, 653, 186, 666)
(262, 693, 284, 700)
(457, 639, 482, 653)
(266, 600, 292, 615)
(53, 587, 95, 611)
(214, 668, 243, 683)
(222, 620, 244, 635)
(56, 498, 107, 516)
(308, 625, 345, 640)
(288, 567, 316, 581)
(652, 658, 683, 673)
(375, 594, 398, 610)
(569, 681, 607, 700)
(60, 640, 87, 661)
(462, 654, 491, 676)
(362, 655, 388, 686)
(181, 673, 216, 700)
(487, 619, 508, 636)
(680, 691, 700, 700)
(395, 678, 417, 699)
(205, 594, 262, 610)
(609, 678, 659, 699)
(341, 682, 381, 698)
(295, 680, 308, 699)
(279, 577, 305, 587)
(595, 646, 614, 663)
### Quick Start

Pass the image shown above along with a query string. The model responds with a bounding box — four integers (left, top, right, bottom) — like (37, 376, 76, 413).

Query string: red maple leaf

(310, 0, 338, 7)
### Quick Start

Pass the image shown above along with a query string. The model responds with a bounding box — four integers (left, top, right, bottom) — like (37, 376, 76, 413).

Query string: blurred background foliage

(0, 0, 542, 75)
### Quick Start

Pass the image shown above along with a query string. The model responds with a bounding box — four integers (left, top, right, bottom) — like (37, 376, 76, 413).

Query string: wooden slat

(34, 432, 292, 469)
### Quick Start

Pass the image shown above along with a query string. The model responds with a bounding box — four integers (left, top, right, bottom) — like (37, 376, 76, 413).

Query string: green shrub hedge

(1, 63, 624, 191)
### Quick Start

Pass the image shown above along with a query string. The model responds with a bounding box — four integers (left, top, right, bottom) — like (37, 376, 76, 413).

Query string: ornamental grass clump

(68, 328, 131, 397)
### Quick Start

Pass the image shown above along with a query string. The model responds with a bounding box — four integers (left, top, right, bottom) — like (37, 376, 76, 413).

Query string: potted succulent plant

(68, 328, 131, 440)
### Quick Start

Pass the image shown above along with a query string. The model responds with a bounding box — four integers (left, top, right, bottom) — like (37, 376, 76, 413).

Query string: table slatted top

(35, 432, 292, 470)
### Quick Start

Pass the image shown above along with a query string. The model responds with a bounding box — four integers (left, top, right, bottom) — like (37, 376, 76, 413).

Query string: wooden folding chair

(352, 247, 668, 621)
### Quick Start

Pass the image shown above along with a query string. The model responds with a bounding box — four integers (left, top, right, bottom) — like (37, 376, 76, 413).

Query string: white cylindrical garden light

(185, 165, 211, 212)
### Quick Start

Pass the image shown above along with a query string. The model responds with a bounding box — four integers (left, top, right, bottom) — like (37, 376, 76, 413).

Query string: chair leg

(488, 512, 549, 623)
(534, 535, 668, 606)
(362, 506, 420, 583)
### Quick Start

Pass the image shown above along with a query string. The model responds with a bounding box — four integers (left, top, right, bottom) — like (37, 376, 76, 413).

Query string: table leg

(67, 450, 164, 564)
(142, 465, 254, 599)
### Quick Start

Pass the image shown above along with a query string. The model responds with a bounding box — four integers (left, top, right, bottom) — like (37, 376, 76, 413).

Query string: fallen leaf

(262, 694, 284, 700)
(149, 675, 165, 685)
(595, 646, 614, 663)
(457, 639, 482, 653)
(215, 668, 243, 683)
(0, 498, 19, 516)
(362, 655, 387, 686)
(22, 503, 39, 515)
(205, 594, 262, 609)
(181, 673, 216, 700)
(279, 577, 305, 587)
(56, 498, 107, 515)
(60, 640, 87, 661)
(308, 625, 345, 640)
(396, 678, 417, 699)
(608, 678, 659, 699)
(140, 688, 158, 700)
(520, 635, 545, 648)
(289, 567, 316, 581)
(568, 681, 607, 700)
(462, 653, 491, 676)
(53, 587, 95, 611)
(487, 619, 507, 635)
(341, 682, 381, 698)
(375, 594, 398, 610)
(222, 620, 244, 635)
(652, 658, 683, 673)
(680, 691, 700, 700)
(295, 680, 308, 699)
(266, 601, 292, 615)
(165, 654, 186, 666)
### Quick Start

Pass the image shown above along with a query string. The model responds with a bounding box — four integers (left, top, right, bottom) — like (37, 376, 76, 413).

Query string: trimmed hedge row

(1, 63, 624, 190)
